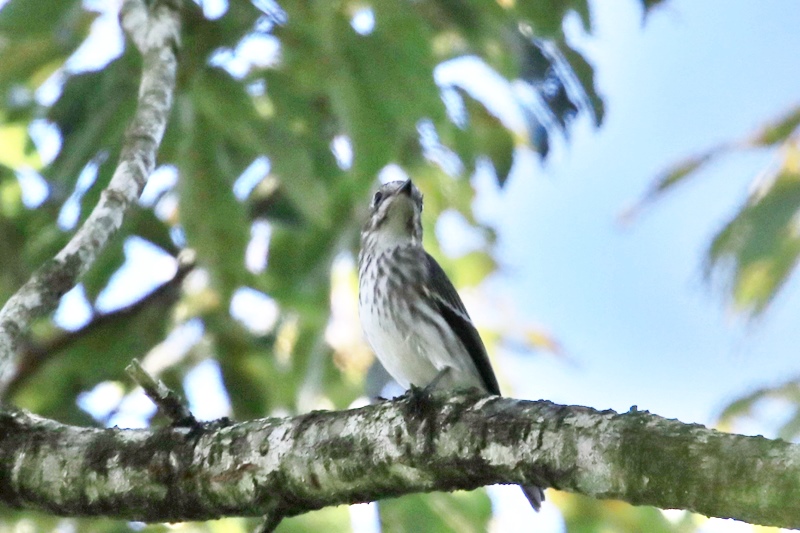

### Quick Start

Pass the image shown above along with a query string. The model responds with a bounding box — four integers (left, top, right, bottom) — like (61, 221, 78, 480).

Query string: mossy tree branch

(0, 391, 796, 528)
(0, 0, 181, 393)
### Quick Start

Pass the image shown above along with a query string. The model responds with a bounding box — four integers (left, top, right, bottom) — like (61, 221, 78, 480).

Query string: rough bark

(0, 0, 181, 394)
(0, 391, 797, 528)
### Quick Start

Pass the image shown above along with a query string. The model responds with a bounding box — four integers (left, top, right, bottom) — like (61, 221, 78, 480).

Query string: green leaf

(717, 378, 800, 439)
(513, 0, 588, 39)
(628, 149, 720, 218)
(637, 105, 800, 217)
(0, 121, 41, 168)
(248, 182, 306, 226)
(437, 117, 480, 179)
(179, 1, 262, 80)
(426, 0, 509, 65)
(413, 166, 479, 228)
(367, 0, 446, 128)
(258, 72, 337, 226)
(653, 151, 718, 195)
(325, 13, 397, 179)
(213, 320, 283, 418)
(45, 51, 139, 200)
(435, 88, 518, 185)
(749, 105, 800, 146)
(190, 68, 268, 158)
(176, 97, 250, 304)
(0, 0, 85, 36)
(0, 0, 92, 96)
(706, 156, 800, 315)
(464, 92, 515, 186)
(640, 0, 669, 14)
(557, 41, 605, 126)
(172, 68, 257, 304)
(0, 172, 62, 302)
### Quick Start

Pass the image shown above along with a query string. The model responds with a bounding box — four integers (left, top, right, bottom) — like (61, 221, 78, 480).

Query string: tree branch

(4, 259, 193, 400)
(0, 392, 797, 528)
(126, 358, 198, 429)
(0, 0, 181, 393)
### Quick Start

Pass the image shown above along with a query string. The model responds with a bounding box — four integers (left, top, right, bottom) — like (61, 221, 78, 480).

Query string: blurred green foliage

(634, 105, 800, 316)
(718, 375, 800, 441)
(0, 0, 730, 531)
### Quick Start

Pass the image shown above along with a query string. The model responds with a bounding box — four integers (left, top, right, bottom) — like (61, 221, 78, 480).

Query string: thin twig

(125, 358, 198, 428)
(254, 512, 284, 533)
(0, 0, 182, 394)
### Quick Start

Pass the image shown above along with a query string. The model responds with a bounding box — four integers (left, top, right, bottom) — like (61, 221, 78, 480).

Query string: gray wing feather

(425, 253, 501, 396)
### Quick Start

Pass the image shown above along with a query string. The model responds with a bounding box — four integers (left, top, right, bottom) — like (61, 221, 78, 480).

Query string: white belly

(358, 278, 486, 392)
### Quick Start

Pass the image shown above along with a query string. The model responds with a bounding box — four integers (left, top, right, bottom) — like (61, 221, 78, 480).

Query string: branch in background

(0, 392, 798, 528)
(0, 0, 182, 394)
(4, 261, 193, 400)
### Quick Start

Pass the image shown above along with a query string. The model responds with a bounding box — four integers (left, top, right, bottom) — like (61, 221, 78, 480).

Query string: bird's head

(361, 179, 424, 252)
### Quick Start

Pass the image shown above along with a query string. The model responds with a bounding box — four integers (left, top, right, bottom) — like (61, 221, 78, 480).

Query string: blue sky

(482, 0, 800, 430)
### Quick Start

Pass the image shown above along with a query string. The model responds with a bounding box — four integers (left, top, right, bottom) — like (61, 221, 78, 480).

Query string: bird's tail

(521, 484, 545, 511)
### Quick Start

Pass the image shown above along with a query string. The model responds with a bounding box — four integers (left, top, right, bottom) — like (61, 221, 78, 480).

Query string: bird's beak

(398, 179, 413, 196)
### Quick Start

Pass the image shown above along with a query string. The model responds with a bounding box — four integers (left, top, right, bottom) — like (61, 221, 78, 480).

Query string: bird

(357, 178, 545, 511)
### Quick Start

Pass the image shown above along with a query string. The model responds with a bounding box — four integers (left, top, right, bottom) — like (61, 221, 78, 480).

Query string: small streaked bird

(357, 179, 545, 511)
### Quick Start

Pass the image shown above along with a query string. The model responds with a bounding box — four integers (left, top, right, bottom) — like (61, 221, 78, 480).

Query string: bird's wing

(424, 252, 501, 396)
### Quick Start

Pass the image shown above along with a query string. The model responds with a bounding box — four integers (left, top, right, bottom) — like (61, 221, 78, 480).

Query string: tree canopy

(2, 0, 800, 532)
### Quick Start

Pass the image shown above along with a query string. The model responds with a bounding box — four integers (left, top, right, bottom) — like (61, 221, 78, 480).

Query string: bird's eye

(372, 191, 384, 207)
